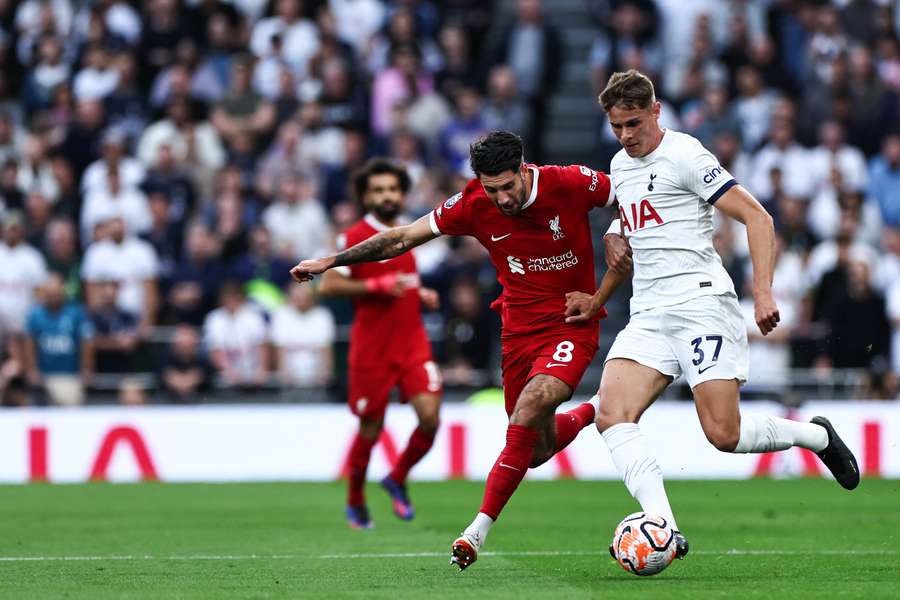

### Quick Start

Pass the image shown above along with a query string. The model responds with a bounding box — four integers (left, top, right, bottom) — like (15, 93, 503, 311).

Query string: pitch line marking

(0, 550, 898, 562)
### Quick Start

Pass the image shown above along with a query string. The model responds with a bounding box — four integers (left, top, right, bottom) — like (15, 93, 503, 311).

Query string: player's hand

(290, 257, 334, 283)
(564, 291, 601, 323)
(366, 273, 420, 296)
(604, 233, 633, 274)
(755, 292, 780, 336)
(418, 287, 440, 310)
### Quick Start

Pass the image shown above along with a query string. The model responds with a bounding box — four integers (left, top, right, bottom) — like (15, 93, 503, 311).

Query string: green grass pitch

(1, 479, 898, 599)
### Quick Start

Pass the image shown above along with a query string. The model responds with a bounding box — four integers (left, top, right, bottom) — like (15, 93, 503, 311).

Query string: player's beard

(372, 202, 400, 222)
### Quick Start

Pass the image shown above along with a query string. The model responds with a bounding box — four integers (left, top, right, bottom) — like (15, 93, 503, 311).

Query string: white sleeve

(681, 138, 736, 204)
(605, 218, 622, 236)
(203, 313, 225, 350)
(136, 242, 160, 279)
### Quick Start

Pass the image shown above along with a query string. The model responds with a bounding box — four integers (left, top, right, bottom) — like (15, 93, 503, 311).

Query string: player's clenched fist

(290, 257, 334, 283)
(754, 292, 780, 336)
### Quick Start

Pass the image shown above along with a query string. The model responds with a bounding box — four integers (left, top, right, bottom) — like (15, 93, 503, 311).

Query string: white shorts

(606, 294, 749, 389)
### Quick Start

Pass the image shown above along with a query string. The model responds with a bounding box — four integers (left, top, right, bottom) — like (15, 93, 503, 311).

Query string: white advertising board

(0, 401, 894, 483)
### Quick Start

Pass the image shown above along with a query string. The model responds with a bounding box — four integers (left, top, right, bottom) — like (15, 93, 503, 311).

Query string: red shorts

(348, 359, 443, 419)
(501, 324, 599, 416)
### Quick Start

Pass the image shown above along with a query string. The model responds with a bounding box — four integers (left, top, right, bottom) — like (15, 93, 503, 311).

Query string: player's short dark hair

(352, 158, 411, 202)
(469, 131, 524, 177)
(599, 69, 656, 113)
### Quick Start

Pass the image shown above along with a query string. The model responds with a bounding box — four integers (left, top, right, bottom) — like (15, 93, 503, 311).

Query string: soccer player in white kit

(565, 70, 860, 559)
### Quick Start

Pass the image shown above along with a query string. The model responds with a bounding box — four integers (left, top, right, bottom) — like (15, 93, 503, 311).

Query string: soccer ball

(610, 512, 677, 576)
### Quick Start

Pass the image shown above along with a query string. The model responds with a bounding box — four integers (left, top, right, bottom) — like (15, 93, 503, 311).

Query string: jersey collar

(520, 166, 540, 211)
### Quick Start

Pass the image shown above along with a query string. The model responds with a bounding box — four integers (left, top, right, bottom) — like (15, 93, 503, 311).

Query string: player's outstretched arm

(290, 214, 439, 283)
(713, 184, 780, 336)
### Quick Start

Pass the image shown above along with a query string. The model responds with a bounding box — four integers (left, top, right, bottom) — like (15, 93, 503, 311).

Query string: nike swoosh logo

(698, 364, 717, 374)
(499, 462, 521, 472)
(491, 233, 511, 241)
(545, 362, 567, 368)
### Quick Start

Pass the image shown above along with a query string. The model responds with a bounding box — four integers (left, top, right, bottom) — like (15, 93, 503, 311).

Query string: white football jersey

(611, 130, 737, 315)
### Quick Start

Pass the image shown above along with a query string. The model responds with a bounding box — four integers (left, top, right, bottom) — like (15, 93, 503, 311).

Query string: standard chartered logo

(508, 252, 579, 275)
(507, 256, 525, 275)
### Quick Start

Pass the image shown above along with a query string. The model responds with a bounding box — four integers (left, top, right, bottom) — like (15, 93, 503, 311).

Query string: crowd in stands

(0, 0, 898, 405)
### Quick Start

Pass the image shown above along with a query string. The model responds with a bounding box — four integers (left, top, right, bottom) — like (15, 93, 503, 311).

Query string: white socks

(463, 512, 494, 548)
(602, 423, 679, 531)
(587, 394, 601, 416)
(733, 414, 829, 454)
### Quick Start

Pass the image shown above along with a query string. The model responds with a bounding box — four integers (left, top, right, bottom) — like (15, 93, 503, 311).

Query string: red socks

(554, 401, 597, 452)
(479, 424, 539, 520)
(389, 427, 436, 484)
(347, 433, 377, 507)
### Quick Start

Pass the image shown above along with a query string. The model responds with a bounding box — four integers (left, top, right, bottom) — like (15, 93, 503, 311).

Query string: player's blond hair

(599, 70, 656, 113)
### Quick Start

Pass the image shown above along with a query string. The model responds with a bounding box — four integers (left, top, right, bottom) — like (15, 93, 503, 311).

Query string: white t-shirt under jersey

(611, 129, 738, 315)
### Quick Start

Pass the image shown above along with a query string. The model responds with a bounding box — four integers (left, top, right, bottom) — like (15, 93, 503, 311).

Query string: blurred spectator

(140, 191, 183, 286)
(750, 109, 814, 202)
(366, 5, 442, 75)
(73, 44, 120, 102)
(0, 319, 26, 407)
(711, 130, 752, 190)
(212, 56, 276, 151)
(80, 167, 151, 241)
(0, 111, 25, 165)
(137, 98, 226, 198)
(806, 208, 877, 295)
(22, 35, 70, 113)
(0, 211, 48, 334)
(86, 278, 140, 380)
(142, 143, 197, 224)
(482, 66, 532, 149)
(808, 119, 868, 195)
(59, 99, 106, 181)
(485, 0, 562, 162)
(317, 58, 368, 131)
(255, 121, 305, 200)
(250, 0, 319, 79)
(588, 0, 661, 95)
(328, 0, 385, 56)
(321, 129, 369, 213)
(166, 222, 226, 326)
(160, 323, 211, 403)
(44, 218, 81, 300)
(24, 190, 54, 250)
(18, 134, 59, 203)
(137, 0, 192, 90)
(682, 85, 741, 150)
(441, 277, 496, 386)
(434, 22, 478, 102)
(271, 283, 334, 386)
(868, 132, 900, 227)
(818, 260, 890, 379)
(207, 188, 252, 261)
(203, 280, 269, 388)
(96, 131, 146, 195)
(232, 225, 294, 290)
(292, 100, 347, 169)
(712, 218, 747, 297)
(846, 44, 899, 155)
(81, 216, 159, 334)
(262, 171, 331, 260)
(0, 158, 24, 212)
(103, 53, 147, 143)
(370, 43, 434, 139)
(24, 272, 94, 406)
(732, 65, 779, 153)
(439, 87, 488, 177)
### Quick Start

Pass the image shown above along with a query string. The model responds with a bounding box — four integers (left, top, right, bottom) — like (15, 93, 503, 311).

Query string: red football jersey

(338, 214, 433, 369)
(430, 164, 613, 336)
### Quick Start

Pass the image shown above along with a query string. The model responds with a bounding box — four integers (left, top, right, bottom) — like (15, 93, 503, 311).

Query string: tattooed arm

(290, 214, 439, 283)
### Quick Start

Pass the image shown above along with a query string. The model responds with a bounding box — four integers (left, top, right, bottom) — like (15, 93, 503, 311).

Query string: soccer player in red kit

(292, 132, 617, 569)
(316, 159, 443, 529)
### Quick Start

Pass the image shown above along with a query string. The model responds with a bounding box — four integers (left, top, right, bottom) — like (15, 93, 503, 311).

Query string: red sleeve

(430, 181, 477, 236)
(559, 165, 614, 210)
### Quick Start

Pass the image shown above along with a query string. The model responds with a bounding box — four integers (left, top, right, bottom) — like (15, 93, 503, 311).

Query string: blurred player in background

(568, 70, 860, 560)
(293, 131, 620, 570)
(316, 159, 443, 529)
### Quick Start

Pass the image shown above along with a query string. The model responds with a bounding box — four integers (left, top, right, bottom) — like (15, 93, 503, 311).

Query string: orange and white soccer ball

(610, 512, 677, 576)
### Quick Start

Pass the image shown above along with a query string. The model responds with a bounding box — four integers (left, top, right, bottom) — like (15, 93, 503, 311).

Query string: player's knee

(358, 418, 383, 440)
(704, 424, 740, 452)
(418, 410, 440, 433)
(595, 401, 638, 432)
